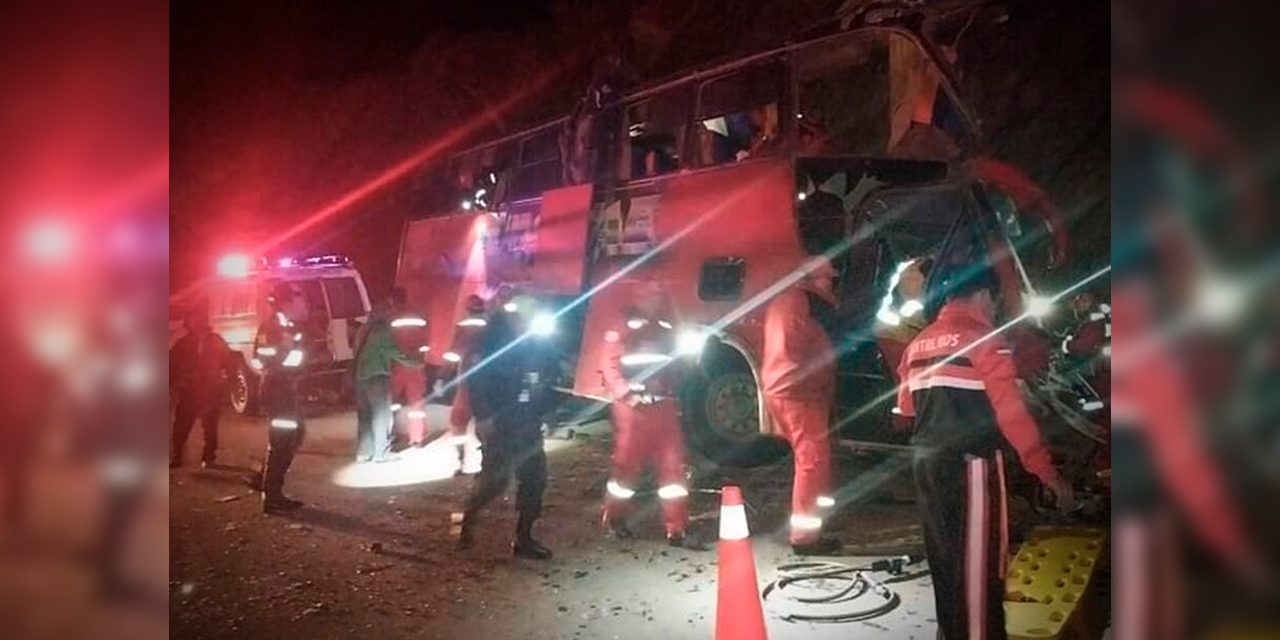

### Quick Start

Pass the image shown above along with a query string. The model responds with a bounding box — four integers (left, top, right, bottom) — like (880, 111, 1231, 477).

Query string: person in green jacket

(353, 300, 419, 462)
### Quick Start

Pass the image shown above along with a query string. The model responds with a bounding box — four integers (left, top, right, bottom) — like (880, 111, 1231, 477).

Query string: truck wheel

(683, 368, 788, 468)
(231, 365, 261, 416)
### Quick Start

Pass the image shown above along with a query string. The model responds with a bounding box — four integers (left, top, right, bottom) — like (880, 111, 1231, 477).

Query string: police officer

(600, 281, 692, 546)
(896, 269, 1073, 640)
(457, 293, 559, 559)
(169, 306, 237, 468)
(255, 284, 312, 513)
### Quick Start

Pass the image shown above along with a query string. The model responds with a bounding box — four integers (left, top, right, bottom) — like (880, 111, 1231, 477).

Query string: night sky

(171, 1, 1108, 299)
(171, 0, 560, 294)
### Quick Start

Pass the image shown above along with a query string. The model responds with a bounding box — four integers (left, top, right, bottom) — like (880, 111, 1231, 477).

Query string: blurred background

(1112, 0, 1280, 638)
(0, 1, 168, 639)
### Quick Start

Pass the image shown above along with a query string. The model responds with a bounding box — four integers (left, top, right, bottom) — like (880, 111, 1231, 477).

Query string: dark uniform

(169, 320, 237, 467)
(897, 297, 1065, 640)
(255, 311, 310, 513)
(459, 306, 559, 559)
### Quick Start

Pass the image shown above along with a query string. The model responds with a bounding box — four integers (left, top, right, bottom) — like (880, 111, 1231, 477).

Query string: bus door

(797, 175, 972, 448)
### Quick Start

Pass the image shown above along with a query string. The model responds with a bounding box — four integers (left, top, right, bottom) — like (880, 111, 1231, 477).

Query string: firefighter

(1062, 291, 1111, 361)
(255, 284, 313, 513)
(457, 293, 559, 560)
(875, 257, 933, 385)
(169, 306, 237, 468)
(445, 294, 487, 474)
(896, 269, 1074, 640)
(600, 281, 693, 547)
(387, 287, 431, 448)
(761, 257, 842, 554)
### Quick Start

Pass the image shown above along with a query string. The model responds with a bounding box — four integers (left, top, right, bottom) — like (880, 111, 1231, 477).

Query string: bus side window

(513, 128, 561, 201)
(696, 61, 784, 166)
(624, 86, 690, 180)
(698, 257, 746, 301)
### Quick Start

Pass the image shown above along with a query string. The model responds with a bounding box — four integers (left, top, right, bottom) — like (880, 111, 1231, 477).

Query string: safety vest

(254, 312, 307, 376)
(1062, 302, 1111, 362)
(445, 312, 488, 365)
(606, 313, 678, 398)
(389, 310, 429, 357)
(254, 312, 308, 429)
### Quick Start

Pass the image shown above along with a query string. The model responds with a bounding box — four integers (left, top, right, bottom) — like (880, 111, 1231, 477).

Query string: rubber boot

(457, 512, 477, 550)
(667, 530, 708, 551)
(512, 515, 552, 560)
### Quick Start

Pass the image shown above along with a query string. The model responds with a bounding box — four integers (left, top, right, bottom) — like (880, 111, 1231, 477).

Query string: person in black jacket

(256, 284, 314, 513)
(169, 307, 237, 468)
(457, 294, 560, 559)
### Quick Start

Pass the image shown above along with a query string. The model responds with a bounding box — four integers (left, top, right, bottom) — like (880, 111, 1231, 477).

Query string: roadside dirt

(170, 407, 940, 640)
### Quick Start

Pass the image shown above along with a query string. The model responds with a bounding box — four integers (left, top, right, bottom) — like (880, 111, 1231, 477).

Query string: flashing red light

(24, 219, 74, 263)
(217, 254, 252, 278)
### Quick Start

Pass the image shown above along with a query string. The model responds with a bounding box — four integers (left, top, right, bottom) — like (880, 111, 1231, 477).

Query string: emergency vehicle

(395, 5, 1084, 465)
(206, 253, 373, 414)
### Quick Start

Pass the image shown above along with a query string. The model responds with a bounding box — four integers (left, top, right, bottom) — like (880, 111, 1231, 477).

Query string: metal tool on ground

(760, 555, 927, 624)
(715, 485, 768, 640)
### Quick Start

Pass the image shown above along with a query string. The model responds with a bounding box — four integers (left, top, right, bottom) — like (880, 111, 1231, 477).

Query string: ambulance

(205, 253, 372, 414)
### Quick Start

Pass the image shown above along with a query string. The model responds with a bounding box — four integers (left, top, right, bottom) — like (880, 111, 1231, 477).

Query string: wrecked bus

(395, 13, 1077, 466)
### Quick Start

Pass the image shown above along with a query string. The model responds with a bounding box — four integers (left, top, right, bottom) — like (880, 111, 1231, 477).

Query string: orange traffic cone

(715, 485, 768, 640)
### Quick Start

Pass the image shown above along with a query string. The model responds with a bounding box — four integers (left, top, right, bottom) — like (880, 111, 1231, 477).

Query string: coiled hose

(760, 556, 927, 624)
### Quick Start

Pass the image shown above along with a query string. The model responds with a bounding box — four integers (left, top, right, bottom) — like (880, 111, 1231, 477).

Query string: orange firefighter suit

(445, 299, 487, 474)
(389, 309, 430, 446)
(600, 309, 689, 539)
(761, 279, 837, 546)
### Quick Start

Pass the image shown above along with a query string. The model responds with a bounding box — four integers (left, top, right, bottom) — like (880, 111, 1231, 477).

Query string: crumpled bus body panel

(396, 212, 488, 369)
(573, 158, 804, 403)
(484, 184, 594, 295)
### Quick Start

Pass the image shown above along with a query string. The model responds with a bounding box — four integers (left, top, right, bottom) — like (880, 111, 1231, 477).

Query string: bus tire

(682, 350, 788, 468)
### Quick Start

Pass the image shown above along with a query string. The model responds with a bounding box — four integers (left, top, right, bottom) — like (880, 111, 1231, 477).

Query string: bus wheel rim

(708, 375, 757, 441)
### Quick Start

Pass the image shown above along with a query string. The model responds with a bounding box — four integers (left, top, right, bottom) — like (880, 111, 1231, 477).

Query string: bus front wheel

(682, 352, 788, 468)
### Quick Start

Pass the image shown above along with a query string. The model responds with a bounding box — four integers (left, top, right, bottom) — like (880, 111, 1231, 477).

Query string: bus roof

(445, 3, 981, 166)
